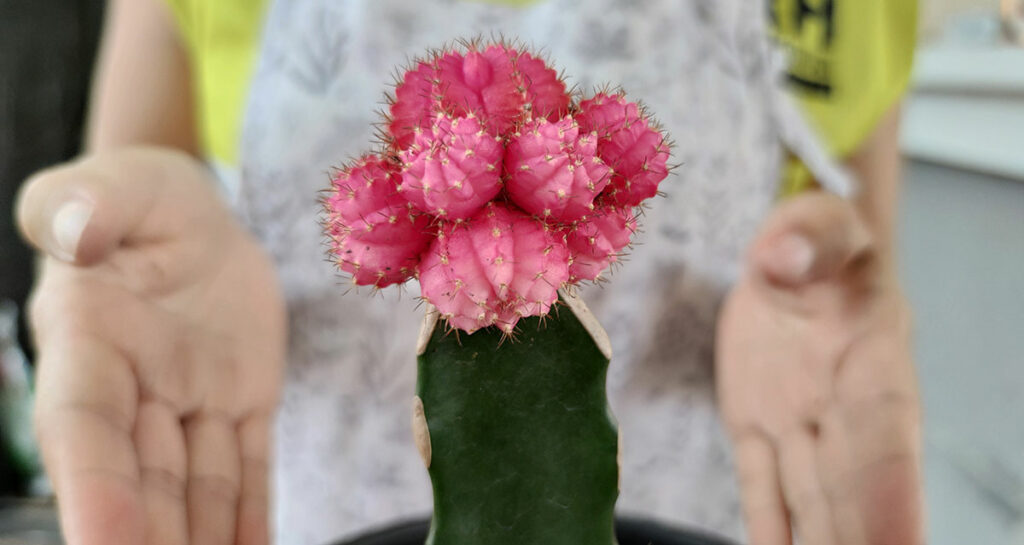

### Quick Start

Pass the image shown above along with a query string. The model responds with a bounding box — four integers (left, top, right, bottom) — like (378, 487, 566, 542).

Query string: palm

(717, 251, 922, 545)
(25, 150, 285, 545)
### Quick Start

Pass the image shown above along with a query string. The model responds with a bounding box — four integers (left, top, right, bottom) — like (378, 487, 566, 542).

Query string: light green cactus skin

(413, 295, 620, 545)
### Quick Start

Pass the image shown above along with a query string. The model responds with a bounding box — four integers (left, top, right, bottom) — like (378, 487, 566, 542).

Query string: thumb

(16, 147, 213, 265)
(750, 191, 873, 287)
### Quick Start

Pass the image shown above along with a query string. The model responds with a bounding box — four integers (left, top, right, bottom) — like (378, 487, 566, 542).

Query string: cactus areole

(322, 39, 672, 544)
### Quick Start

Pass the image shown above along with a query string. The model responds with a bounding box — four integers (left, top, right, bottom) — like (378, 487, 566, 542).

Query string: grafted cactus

(321, 38, 672, 544)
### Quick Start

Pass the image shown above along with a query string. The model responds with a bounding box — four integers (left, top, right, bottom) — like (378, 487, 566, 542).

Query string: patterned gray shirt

(238, 1, 850, 543)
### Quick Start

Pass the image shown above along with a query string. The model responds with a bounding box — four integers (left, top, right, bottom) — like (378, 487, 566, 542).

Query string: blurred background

(1, 0, 105, 490)
(902, 2, 1024, 545)
(0, 0, 1021, 543)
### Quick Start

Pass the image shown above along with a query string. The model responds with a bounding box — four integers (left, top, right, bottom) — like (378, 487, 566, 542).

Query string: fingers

(750, 191, 872, 287)
(855, 454, 923, 545)
(835, 320, 924, 545)
(33, 336, 145, 545)
(186, 415, 242, 545)
(15, 148, 216, 265)
(777, 429, 840, 545)
(135, 400, 189, 545)
(816, 409, 869, 545)
(833, 397, 923, 545)
(733, 432, 791, 545)
(236, 414, 273, 545)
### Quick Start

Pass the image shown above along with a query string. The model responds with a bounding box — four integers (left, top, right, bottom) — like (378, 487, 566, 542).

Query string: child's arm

(846, 104, 903, 266)
(17, 4, 285, 544)
(86, 0, 198, 154)
(718, 105, 923, 545)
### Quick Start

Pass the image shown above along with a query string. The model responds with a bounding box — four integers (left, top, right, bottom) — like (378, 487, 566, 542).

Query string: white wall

(900, 160, 1024, 545)
(920, 0, 1002, 39)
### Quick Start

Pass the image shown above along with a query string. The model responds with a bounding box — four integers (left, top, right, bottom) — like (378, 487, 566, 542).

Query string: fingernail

(774, 233, 814, 280)
(51, 200, 93, 262)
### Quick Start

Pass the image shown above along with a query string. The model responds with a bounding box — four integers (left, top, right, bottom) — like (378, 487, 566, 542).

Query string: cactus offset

(418, 203, 569, 334)
(399, 113, 504, 220)
(565, 205, 637, 283)
(324, 155, 432, 287)
(577, 92, 671, 207)
(389, 43, 570, 151)
(505, 117, 611, 222)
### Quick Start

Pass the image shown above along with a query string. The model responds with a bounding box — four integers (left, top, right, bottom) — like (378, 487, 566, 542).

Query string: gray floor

(901, 161, 1024, 545)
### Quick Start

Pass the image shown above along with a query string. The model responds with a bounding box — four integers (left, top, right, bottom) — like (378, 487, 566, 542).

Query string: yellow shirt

(166, 0, 917, 185)
(164, 0, 268, 165)
(771, 0, 918, 193)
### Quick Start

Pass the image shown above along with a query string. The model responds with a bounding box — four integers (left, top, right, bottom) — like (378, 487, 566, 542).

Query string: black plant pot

(334, 517, 739, 545)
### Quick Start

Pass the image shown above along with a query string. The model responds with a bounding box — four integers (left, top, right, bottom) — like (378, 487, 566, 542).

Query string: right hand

(16, 148, 286, 545)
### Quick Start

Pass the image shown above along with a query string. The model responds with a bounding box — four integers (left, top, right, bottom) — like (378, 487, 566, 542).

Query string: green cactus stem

(412, 291, 620, 545)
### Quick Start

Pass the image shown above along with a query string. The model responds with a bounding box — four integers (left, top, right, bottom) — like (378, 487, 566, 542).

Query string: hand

(17, 148, 286, 545)
(716, 192, 923, 545)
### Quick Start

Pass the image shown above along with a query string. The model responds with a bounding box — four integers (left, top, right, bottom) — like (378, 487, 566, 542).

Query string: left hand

(716, 191, 923, 545)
